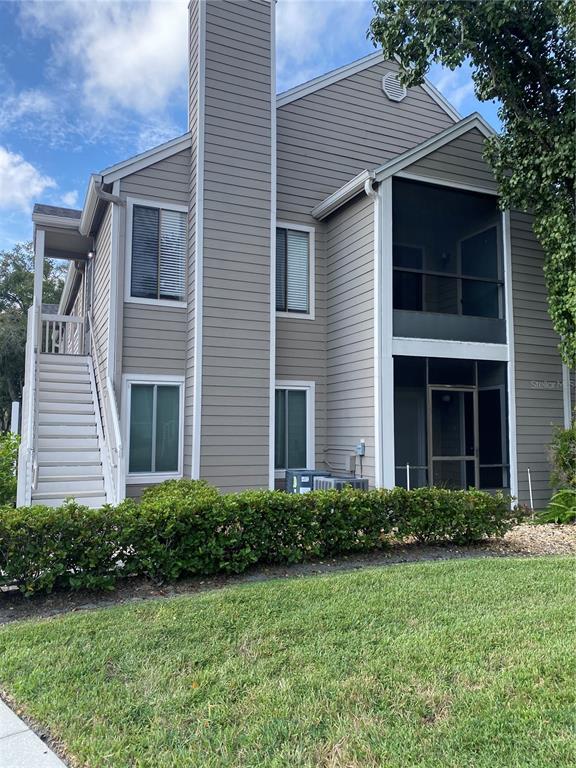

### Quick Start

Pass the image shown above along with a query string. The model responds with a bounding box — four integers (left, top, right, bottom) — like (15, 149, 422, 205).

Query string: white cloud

(60, 190, 79, 208)
(136, 120, 182, 154)
(429, 63, 476, 112)
(0, 147, 56, 212)
(0, 89, 54, 132)
(276, 0, 374, 92)
(19, 0, 188, 115)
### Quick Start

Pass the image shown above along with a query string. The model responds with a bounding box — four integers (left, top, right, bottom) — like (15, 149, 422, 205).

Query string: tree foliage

(369, 0, 576, 365)
(0, 242, 66, 431)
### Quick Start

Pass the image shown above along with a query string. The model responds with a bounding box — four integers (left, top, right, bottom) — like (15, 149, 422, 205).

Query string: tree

(0, 242, 66, 431)
(369, 0, 576, 365)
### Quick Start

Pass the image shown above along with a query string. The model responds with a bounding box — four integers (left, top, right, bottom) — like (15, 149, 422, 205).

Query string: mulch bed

(1, 523, 573, 625)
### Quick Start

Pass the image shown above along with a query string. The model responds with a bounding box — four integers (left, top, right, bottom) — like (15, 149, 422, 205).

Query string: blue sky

(0, 0, 500, 252)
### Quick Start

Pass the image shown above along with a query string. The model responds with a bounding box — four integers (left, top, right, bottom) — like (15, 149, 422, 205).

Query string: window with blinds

(131, 205, 186, 302)
(276, 227, 310, 313)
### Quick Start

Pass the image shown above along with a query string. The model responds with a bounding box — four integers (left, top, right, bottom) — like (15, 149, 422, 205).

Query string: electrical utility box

(285, 469, 332, 494)
(313, 476, 369, 491)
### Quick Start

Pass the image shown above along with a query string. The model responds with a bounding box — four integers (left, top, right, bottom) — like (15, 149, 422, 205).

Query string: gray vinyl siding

(404, 128, 497, 192)
(93, 205, 112, 384)
(122, 303, 186, 374)
(120, 151, 191, 204)
(276, 58, 454, 474)
(118, 148, 190, 378)
(511, 211, 563, 507)
(184, 0, 200, 477)
(326, 194, 375, 484)
(198, 0, 272, 491)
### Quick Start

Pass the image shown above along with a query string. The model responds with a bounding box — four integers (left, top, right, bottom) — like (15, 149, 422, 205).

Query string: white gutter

(311, 170, 375, 221)
(79, 174, 124, 236)
(57, 262, 77, 314)
(79, 175, 102, 236)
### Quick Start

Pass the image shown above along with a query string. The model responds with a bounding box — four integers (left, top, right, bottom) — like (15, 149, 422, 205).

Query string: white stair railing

(41, 314, 84, 355)
(16, 305, 39, 506)
(87, 312, 124, 504)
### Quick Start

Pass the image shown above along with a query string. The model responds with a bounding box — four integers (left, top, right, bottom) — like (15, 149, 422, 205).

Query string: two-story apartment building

(17, 0, 573, 509)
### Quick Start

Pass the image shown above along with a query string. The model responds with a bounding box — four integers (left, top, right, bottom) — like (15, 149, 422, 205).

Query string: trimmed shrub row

(0, 480, 524, 595)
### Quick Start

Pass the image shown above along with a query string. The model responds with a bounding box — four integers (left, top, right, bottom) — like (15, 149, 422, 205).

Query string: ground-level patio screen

(394, 357, 509, 491)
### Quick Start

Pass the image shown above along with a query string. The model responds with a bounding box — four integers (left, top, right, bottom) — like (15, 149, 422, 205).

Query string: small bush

(549, 423, 576, 489)
(0, 432, 19, 507)
(0, 481, 522, 595)
(536, 489, 576, 524)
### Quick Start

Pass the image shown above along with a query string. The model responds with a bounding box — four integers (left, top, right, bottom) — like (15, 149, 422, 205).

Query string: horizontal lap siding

(404, 128, 497, 191)
(326, 195, 375, 484)
(93, 206, 112, 384)
(119, 149, 191, 493)
(511, 211, 563, 507)
(120, 151, 190, 204)
(119, 151, 190, 376)
(122, 304, 186, 374)
(277, 59, 454, 473)
(199, 0, 272, 490)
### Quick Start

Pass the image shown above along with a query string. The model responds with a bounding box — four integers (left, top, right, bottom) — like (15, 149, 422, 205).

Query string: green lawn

(1, 557, 574, 768)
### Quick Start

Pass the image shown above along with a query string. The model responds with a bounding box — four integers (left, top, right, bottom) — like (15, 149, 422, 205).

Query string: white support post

(562, 364, 572, 428)
(380, 177, 395, 488)
(10, 402, 19, 434)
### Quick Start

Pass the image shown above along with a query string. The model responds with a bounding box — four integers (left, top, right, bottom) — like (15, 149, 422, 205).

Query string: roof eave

(312, 170, 374, 221)
(312, 113, 495, 220)
(79, 175, 102, 237)
(373, 112, 494, 183)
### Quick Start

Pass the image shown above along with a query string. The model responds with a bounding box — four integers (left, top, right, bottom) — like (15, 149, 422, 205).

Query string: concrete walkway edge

(0, 698, 67, 767)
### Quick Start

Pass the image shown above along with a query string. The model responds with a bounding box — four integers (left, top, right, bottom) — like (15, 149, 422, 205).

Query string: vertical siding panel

(511, 211, 563, 507)
(185, 0, 200, 477)
(198, 0, 272, 490)
(326, 195, 375, 484)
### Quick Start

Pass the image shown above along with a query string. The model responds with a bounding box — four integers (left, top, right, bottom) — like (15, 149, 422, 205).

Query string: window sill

(276, 311, 315, 321)
(125, 297, 187, 309)
(126, 472, 182, 485)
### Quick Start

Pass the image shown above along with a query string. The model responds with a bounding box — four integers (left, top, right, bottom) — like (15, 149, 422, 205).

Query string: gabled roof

(312, 113, 495, 220)
(276, 51, 461, 123)
(32, 204, 83, 230)
(99, 132, 192, 184)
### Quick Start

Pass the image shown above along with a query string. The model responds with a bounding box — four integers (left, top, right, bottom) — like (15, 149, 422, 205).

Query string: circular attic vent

(382, 72, 407, 102)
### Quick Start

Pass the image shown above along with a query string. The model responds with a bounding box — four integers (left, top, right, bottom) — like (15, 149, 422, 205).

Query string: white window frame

(274, 380, 316, 478)
(124, 197, 188, 308)
(276, 221, 315, 321)
(122, 373, 185, 484)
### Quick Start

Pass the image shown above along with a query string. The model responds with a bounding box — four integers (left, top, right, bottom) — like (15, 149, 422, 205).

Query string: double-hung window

(276, 225, 314, 317)
(130, 202, 187, 303)
(126, 378, 183, 479)
(274, 382, 314, 472)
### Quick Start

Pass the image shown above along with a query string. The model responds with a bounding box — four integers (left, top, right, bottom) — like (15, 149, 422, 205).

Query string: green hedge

(0, 481, 524, 595)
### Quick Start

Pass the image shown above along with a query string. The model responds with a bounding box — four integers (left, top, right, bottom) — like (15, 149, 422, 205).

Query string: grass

(1, 557, 574, 768)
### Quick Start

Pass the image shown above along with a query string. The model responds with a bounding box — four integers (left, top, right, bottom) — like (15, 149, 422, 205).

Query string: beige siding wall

(93, 205, 112, 384)
(118, 149, 191, 376)
(197, 0, 272, 490)
(511, 211, 564, 507)
(404, 128, 497, 191)
(326, 195, 375, 484)
(122, 304, 186, 374)
(276, 59, 454, 472)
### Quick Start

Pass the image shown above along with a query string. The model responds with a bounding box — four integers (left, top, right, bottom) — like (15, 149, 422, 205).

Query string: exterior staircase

(32, 353, 107, 507)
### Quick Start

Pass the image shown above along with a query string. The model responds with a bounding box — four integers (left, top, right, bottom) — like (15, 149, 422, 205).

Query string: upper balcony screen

(392, 179, 503, 321)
